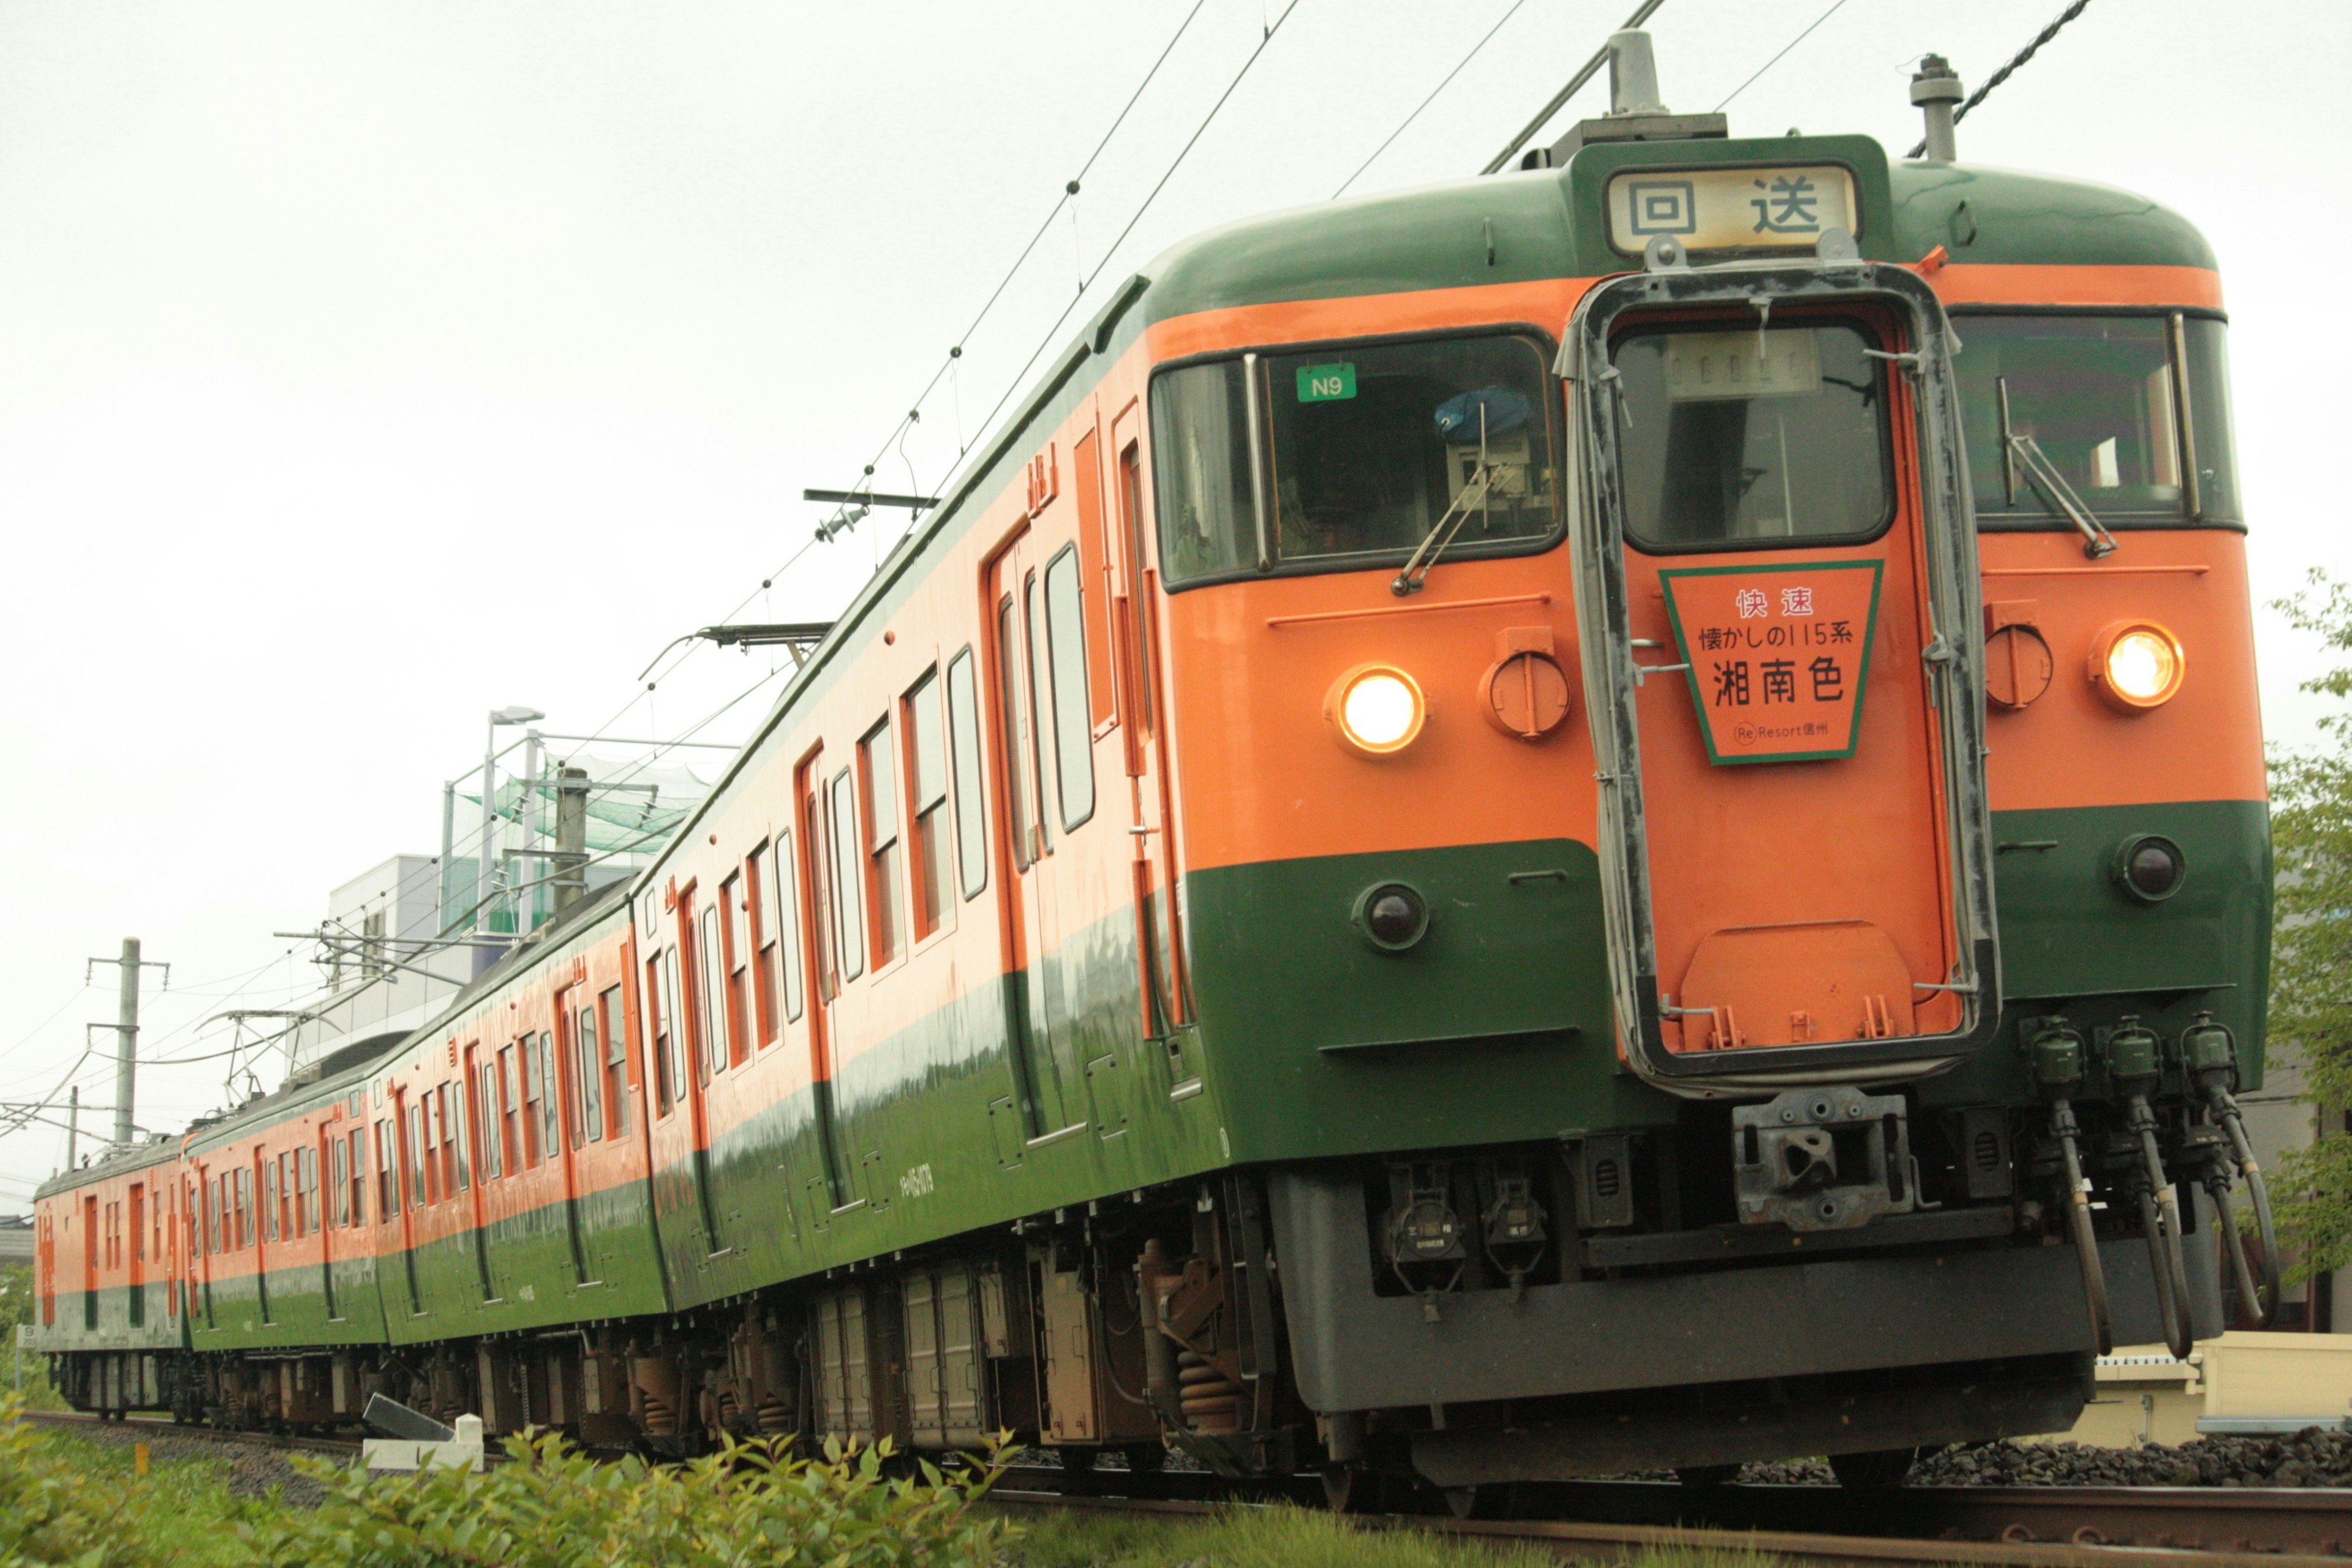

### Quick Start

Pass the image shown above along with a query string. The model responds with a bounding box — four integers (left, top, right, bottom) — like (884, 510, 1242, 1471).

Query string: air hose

(2183, 1012, 2278, 1327)
(2029, 1023, 2113, 1355)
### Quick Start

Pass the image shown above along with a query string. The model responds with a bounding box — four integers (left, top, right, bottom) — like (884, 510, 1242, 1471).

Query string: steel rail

(989, 1472, 2352, 1562)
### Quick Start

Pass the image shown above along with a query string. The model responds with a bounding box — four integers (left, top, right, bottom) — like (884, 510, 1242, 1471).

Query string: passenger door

(984, 532, 1079, 1139)
(1566, 268, 1996, 1088)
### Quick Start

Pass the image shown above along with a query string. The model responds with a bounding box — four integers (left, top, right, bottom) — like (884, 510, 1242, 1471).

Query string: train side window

(1118, 442, 1157, 737)
(350, 1128, 366, 1225)
(374, 1123, 393, 1219)
(578, 1005, 602, 1144)
(861, 720, 905, 968)
(331, 1137, 348, 1227)
(997, 598, 1037, 871)
(1044, 545, 1097, 831)
(409, 1107, 428, 1208)
(723, 875, 753, 1062)
(827, 770, 867, 982)
(518, 1040, 543, 1164)
(647, 954, 673, 1117)
(696, 906, 725, 1082)
(744, 848, 777, 1046)
(600, 986, 627, 1135)
(437, 1084, 458, 1194)
(768, 833, 805, 1024)
(499, 1046, 523, 1172)
(420, 1099, 440, 1204)
(662, 945, 692, 1105)
(946, 649, 989, 900)
(265, 1156, 281, 1240)
(298, 1148, 317, 1234)
(804, 772, 840, 1001)
(236, 1169, 251, 1250)
(1023, 573, 1057, 854)
(472, 1066, 498, 1180)
(538, 1031, 561, 1157)
(904, 669, 951, 940)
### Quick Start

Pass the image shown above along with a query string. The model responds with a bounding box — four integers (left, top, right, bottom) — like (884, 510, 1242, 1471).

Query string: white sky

(1, 0, 2345, 1207)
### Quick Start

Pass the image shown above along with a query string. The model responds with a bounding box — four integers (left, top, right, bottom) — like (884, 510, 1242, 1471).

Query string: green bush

(243, 1431, 1015, 1568)
(0, 1395, 158, 1568)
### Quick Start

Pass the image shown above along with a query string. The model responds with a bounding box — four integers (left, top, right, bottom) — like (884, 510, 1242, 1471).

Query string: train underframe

(55, 1084, 2228, 1496)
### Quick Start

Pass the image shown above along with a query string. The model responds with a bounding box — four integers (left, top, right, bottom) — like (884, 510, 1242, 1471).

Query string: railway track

(28, 1414, 2352, 1564)
(22, 1408, 362, 1458)
(993, 1466, 2352, 1564)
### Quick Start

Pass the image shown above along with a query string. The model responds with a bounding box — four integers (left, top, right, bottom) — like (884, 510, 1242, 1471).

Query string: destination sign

(1606, 164, 1858, 256)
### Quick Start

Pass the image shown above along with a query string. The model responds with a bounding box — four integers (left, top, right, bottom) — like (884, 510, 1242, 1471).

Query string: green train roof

(1140, 134, 2217, 322)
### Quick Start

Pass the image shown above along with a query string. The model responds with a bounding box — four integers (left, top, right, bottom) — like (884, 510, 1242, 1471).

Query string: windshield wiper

(1391, 462, 1498, 597)
(1999, 375, 2117, 558)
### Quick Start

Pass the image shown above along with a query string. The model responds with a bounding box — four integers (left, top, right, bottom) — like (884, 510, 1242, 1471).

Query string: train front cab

(1140, 137, 2259, 1493)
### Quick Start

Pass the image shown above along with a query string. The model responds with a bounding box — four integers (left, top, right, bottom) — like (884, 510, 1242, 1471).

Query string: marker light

(1326, 664, 1427, 756)
(2089, 620, 2186, 712)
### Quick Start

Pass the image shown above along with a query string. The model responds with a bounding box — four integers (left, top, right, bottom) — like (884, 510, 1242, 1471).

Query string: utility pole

(86, 938, 168, 1147)
(65, 1087, 78, 1170)
(554, 766, 590, 913)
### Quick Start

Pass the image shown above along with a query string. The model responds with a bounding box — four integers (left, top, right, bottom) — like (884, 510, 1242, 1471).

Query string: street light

(478, 706, 546, 971)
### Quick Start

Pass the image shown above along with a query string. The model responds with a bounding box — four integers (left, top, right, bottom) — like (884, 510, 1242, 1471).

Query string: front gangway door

(1566, 257, 1999, 1094)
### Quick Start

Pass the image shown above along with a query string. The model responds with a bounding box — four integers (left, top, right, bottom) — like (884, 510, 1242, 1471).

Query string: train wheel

(1828, 1448, 1917, 1490)
(1056, 1446, 1098, 1474)
(1121, 1444, 1165, 1475)
(1321, 1464, 1378, 1513)
(1444, 1482, 1518, 1520)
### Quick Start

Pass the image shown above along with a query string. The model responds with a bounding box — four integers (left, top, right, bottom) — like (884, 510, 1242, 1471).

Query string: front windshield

(1151, 333, 1559, 589)
(1611, 320, 1893, 551)
(1953, 314, 2239, 524)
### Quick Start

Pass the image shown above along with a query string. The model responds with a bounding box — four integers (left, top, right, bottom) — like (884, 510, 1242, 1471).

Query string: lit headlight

(2089, 621, 2186, 712)
(1326, 664, 1427, 756)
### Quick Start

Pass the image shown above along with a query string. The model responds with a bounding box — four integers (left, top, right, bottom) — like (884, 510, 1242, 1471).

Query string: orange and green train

(34, 54, 2272, 1497)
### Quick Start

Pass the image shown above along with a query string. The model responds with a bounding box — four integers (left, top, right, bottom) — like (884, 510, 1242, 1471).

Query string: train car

(175, 1038, 393, 1425)
(30, 36, 2274, 1502)
(367, 884, 671, 1439)
(28, 1139, 187, 1416)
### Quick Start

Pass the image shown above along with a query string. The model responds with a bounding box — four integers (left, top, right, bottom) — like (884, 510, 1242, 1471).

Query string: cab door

(1096, 409, 1196, 1070)
(1567, 263, 1996, 1090)
(984, 531, 1080, 1139)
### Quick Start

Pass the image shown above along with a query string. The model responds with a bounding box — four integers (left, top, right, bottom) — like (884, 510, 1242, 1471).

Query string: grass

(997, 1499, 1788, 1568)
(24, 1428, 281, 1567)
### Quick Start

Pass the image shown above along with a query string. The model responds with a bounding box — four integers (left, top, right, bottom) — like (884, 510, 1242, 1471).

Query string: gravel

(1736, 1430, 2352, 1490)
(42, 1419, 335, 1507)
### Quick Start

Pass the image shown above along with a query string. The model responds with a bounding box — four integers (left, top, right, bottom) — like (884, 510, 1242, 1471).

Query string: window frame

(1042, 544, 1098, 832)
(766, 834, 806, 1025)
(1147, 323, 1569, 593)
(598, 985, 627, 1137)
(1946, 303, 2242, 532)
(827, 769, 867, 983)
(945, 648, 990, 902)
(903, 668, 953, 942)
(1608, 311, 1899, 557)
(859, 718, 906, 969)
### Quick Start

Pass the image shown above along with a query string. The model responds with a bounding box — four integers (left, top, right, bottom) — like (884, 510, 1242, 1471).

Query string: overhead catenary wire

(1481, 0, 1668, 175)
(1905, 0, 2096, 159)
(959, 0, 1307, 461)
(1333, 0, 1531, 198)
(1713, 0, 1855, 113)
(586, 1, 1227, 755)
